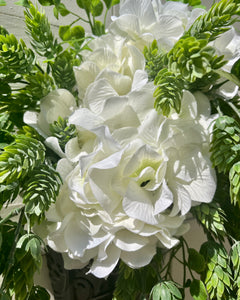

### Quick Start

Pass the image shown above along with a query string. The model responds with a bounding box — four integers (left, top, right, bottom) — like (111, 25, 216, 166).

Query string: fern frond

(24, 4, 62, 58)
(0, 34, 35, 75)
(200, 241, 232, 299)
(186, 0, 240, 41)
(143, 40, 167, 82)
(168, 36, 225, 83)
(22, 164, 62, 223)
(230, 241, 240, 296)
(210, 116, 240, 174)
(50, 50, 79, 92)
(0, 136, 45, 185)
(153, 68, 184, 116)
(49, 116, 77, 151)
(229, 162, 240, 207)
(191, 203, 226, 241)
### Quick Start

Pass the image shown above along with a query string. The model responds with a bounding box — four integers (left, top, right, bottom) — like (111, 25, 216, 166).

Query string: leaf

(28, 286, 50, 300)
(92, 20, 105, 36)
(76, 0, 91, 12)
(103, 0, 120, 9)
(91, 0, 104, 17)
(190, 280, 208, 300)
(59, 25, 85, 41)
(0, 0, 6, 6)
(188, 248, 206, 273)
(37, 0, 54, 5)
(231, 58, 240, 81)
(57, 3, 70, 16)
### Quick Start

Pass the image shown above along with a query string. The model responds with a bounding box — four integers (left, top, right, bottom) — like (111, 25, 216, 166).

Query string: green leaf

(28, 285, 50, 300)
(92, 20, 105, 36)
(188, 248, 206, 273)
(0, 0, 6, 6)
(91, 0, 104, 17)
(57, 3, 70, 16)
(59, 25, 85, 41)
(231, 58, 240, 82)
(76, 0, 91, 12)
(103, 0, 119, 9)
(37, 0, 54, 5)
(190, 280, 208, 300)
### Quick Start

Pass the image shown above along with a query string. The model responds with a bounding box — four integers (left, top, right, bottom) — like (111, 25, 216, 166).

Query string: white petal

(85, 79, 118, 114)
(121, 243, 156, 268)
(151, 16, 183, 39)
(120, 0, 156, 27)
(89, 244, 121, 278)
(155, 229, 179, 248)
(131, 70, 149, 91)
(69, 108, 102, 129)
(74, 62, 100, 98)
(154, 180, 173, 214)
(123, 181, 157, 225)
(114, 230, 148, 251)
(56, 158, 73, 180)
(45, 136, 65, 158)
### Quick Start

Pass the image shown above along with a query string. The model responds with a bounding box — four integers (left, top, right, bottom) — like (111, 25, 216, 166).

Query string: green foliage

(188, 248, 206, 274)
(229, 162, 240, 207)
(50, 50, 79, 92)
(186, 0, 240, 41)
(200, 241, 232, 299)
(28, 285, 50, 300)
(113, 258, 160, 300)
(230, 241, 240, 297)
(59, 25, 85, 43)
(143, 40, 167, 81)
(150, 281, 182, 300)
(25, 4, 62, 58)
(191, 203, 226, 241)
(167, 37, 225, 83)
(190, 279, 208, 300)
(22, 164, 62, 224)
(210, 116, 240, 174)
(49, 116, 77, 151)
(231, 58, 240, 81)
(24, 71, 55, 103)
(0, 136, 45, 185)
(0, 26, 8, 36)
(0, 0, 6, 5)
(0, 34, 35, 75)
(153, 68, 184, 116)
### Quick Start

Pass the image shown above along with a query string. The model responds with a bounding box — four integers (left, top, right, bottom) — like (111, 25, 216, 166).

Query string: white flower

(42, 90, 216, 278)
(74, 34, 146, 100)
(109, 0, 197, 50)
(24, 89, 77, 137)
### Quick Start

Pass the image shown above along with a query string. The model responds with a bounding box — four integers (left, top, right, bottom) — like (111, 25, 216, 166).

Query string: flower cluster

(24, 0, 240, 279)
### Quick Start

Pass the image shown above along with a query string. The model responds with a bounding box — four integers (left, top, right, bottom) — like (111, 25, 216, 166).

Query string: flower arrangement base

(46, 247, 118, 300)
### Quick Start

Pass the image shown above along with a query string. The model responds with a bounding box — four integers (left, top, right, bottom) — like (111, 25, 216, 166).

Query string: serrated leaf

(190, 280, 207, 300)
(188, 248, 206, 273)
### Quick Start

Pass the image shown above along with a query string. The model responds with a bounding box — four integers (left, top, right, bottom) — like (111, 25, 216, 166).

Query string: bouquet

(0, 0, 240, 299)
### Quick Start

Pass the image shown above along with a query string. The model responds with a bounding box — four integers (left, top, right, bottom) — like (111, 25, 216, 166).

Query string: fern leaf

(200, 241, 232, 299)
(153, 68, 184, 116)
(210, 116, 240, 174)
(0, 136, 45, 185)
(22, 164, 62, 223)
(50, 50, 79, 92)
(191, 203, 226, 241)
(186, 0, 240, 41)
(24, 4, 62, 59)
(49, 116, 77, 151)
(0, 34, 35, 75)
(229, 161, 240, 207)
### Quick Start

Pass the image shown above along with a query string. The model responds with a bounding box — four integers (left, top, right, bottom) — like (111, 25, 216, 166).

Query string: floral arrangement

(0, 0, 240, 299)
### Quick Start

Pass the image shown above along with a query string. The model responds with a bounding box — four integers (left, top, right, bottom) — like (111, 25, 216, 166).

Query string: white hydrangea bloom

(42, 89, 216, 278)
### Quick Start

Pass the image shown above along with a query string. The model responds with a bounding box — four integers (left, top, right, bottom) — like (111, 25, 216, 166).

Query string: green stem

(0, 207, 25, 291)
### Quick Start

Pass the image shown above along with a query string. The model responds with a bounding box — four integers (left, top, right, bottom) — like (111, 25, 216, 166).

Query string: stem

(1, 207, 25, 291)
(69, 16, 89, 27)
